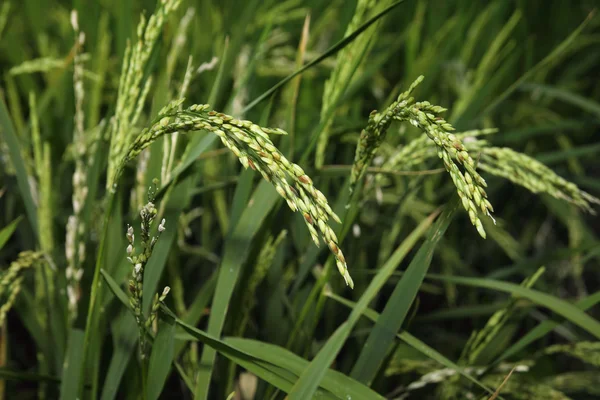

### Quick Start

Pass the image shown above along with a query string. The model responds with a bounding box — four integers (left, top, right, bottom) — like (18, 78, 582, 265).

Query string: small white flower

(70, 10, 79, 31)
(75, 268, 84, 282)
(126, 226, 134, 242)
(67, 286, 77, 307)
(162, 286, 171, 297)
(352, 224, 361, 238)
(134, 263, 142, 275)
(126, 244, 133, 255)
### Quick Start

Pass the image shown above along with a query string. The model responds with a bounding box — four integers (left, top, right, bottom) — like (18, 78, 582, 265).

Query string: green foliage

(1, 0, 599, 399)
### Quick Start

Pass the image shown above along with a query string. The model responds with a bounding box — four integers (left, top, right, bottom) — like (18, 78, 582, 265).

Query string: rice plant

(1, 0, 599, 399)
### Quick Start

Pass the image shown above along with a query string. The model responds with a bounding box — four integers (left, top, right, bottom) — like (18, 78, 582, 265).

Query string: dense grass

(1, 0, 600, 399)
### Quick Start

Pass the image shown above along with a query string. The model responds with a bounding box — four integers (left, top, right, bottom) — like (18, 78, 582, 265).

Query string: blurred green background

(1, 0, 600, 399)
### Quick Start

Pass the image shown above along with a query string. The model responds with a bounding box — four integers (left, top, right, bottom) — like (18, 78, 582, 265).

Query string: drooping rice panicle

(0, 251, 45, 327)
(351, 76, 494, 238)
(478, 147, 600, 212)
(376, 128, 600, 215)
(116, 102, 353, 288)
(350, 76, 425, 193)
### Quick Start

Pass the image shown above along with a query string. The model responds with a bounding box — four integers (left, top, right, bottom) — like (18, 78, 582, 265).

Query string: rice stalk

(126, 190, 170, 358)
(315, 0, 390, 167)
(106, 0, 182, 189)
(65, 10, 88, 320)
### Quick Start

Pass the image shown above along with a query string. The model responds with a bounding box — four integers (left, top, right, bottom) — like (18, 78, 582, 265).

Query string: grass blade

(101, 269, 131, 312)
(479, 10, 593, 120)
(286, 206, 444, 399)
(228, 337, 386, 400)
(147, 315, 175, 400)
(100, 309, 137, 400)
(194, 180, 280, 399)
(0, 368, 60, 385)
(520, 83, 600, 119)
(327, 294, 496, 397)
(493, 291, 600, 364)
(160, 305, 334, 398)
(349, 200, 458, 384)
(59, 329, 85, 400)
(425, 274, 600, 340)
(0, 98, 38, 238)
(0, 216, 22, 250)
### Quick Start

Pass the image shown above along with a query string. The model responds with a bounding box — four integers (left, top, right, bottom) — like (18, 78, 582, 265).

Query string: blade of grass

(174, 271, 217, 356)
(0, 216, 22, 250)
(0, 98, 38, 238)
(147, 315, 176, 400)
(425, 274, 600, 339)
(493, 291, 600, 365)
(100, 308, 137, 400)
(194, 180, 280, 399)
(478, 10, 594, 121)
(327, 293, 496, 396)
(286, 206, 446, 399)
(101, 269, 131, 311)
(159, 305, 336, 399)
(242, 0, 406, 113)
(520, 82, 600, 119)
(59, 329, 85, 400)
(349, 200, 458, 385)
(0, 368, 60, 385)
(227, 338, 386, 400)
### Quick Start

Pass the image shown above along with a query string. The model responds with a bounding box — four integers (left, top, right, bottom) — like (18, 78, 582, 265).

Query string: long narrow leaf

(0, 99, 38, 238)
(327, 294, 496, 396)
(287, 206, 445, 399)
(349, 200, 458, 385)
(0, 216, 22, 250)
(425, 274, 600, 340)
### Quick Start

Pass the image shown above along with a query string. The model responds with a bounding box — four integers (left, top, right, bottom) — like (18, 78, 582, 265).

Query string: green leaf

(174, 271, 217, 357)
(327, 294, 496, 397)
(349, 201, 458, 385)
(0, 368, 60, 385)
(59, 329, 85, 400)
(101, 269, 131, 311)
(425, 274, 600, 340)
(160, 305, 338, 399)
(147, 313, 176, 400)
(286, 206, 443, 400)
(521, 83, 600, 119)
(100, 309, 137, 400)
(195, 180, 280, 399)
(494, 291, 600, 364)
(0, 215, 22, 250)
(0, 98, 38, 238)
(228, 338, 385, 400)
(479, 11, 593, 120)
(99, 270, 137, 400)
